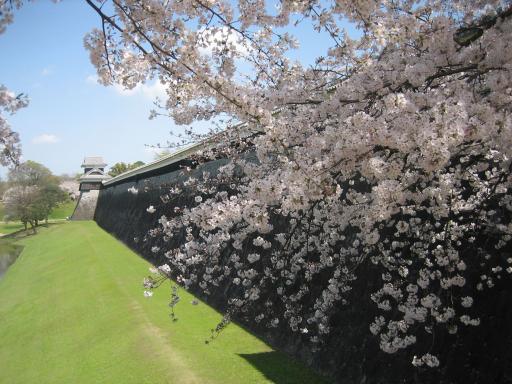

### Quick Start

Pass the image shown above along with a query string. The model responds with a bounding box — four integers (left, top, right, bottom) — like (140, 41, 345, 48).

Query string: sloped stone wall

(94, 158, 512, 384)
(71, 190, 100, 220)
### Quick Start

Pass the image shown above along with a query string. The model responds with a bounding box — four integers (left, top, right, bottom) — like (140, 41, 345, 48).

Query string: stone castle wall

(94, 157, 512, 384)
(71, 190, 100, 220)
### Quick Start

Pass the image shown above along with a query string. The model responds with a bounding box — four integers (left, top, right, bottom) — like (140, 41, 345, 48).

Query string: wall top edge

(102, 121, 260, 187)
(102, 141, 207, 186)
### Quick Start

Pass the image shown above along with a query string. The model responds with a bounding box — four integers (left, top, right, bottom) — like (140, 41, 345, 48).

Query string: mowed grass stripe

(0, 221, 329, 384)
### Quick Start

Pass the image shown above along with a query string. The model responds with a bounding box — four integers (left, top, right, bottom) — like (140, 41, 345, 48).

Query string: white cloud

(85, 74, 99, 84)
(141, 81, 167, 100)
(86, 73, 167, 100)
(113, 80, 167, 100)
(32, 134, 60, 144)
(113, 83, 139, 96)
(41, 67, 53, 76)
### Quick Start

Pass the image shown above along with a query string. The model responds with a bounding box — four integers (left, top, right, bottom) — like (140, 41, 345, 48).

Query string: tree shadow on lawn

(238, 351, 332, 384)
(2, 221, 68, 239)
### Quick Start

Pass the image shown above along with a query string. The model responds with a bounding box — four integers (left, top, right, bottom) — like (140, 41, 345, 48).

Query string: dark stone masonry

(95, 156, 512, 384)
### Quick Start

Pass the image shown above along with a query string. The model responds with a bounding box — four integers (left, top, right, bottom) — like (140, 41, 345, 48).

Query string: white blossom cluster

(0, 85, 25, 166)
(0, 1, 29, 166)
(81, 0, 512, 369)
(0, 0, 22, 35)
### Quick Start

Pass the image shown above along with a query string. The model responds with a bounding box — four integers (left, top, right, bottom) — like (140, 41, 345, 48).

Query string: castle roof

(82, 156, 107, 168)
(79, 168, 111, 183)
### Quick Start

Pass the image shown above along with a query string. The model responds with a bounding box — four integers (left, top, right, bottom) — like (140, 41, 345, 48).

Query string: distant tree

(58, 173, 76, 182)
(0, 176, 8, 199)
(108, 162, 129, 177)
(131, 160, 145, 168)
(4, 161, 66, 232)
(8, 160, 57, 187)
(32, 183, 68, 225)
(3, 185, 38, 232)
(108, 161, 145, 177)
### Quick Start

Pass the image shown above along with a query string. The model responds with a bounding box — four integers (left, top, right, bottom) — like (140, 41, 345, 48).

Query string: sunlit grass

(0, 221, 25, 235)
(47, 200, 77, 220)
(0, 221, 329, 384)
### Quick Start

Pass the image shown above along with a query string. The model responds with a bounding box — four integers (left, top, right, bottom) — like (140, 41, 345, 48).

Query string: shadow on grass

(238, 351, 331, 384)
(2, 221, 68, 240)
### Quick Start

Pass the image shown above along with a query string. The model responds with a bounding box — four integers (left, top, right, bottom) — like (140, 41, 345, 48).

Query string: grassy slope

(0, 221, 328, 384)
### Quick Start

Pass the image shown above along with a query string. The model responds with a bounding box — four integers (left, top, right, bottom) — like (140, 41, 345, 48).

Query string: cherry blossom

(0, 0, 28, 166)
(79, 0, 512, 369)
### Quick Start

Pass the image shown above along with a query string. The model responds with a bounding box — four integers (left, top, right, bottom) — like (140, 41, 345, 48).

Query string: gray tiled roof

(82, 156, 107, 167)
(79, 167, 111, 182)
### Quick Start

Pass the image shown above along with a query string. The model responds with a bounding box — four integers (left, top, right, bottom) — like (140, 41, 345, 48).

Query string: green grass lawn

(47, 200, 77, 220)
(0, 221, 25, 235)
(0, 221, 329, 384)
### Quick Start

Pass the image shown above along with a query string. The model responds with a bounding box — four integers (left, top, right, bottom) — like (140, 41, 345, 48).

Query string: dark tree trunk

(28, 220, 36, 234)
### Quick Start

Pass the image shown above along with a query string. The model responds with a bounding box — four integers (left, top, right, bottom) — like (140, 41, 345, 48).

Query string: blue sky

(0, 1, 177, 177)
(0, 1, 354, 178)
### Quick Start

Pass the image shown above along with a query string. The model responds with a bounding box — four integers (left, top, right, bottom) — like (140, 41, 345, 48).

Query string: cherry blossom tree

(4, 160, 66, 231)
(0, 0, 26, 166)
(81, 0, 512, 370)
(0, 85, 24, 166)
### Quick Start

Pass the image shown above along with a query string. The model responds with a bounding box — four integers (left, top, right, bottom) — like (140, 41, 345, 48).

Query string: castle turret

(78, 156, 110, 191)
(72, 156, 111, 220)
